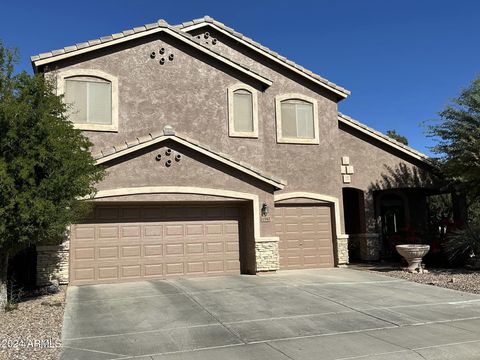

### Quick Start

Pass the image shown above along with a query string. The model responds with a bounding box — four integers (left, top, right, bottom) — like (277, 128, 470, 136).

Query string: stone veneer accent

(255, 240, 280, 271)
(349, 233, 381, 261)
(36, 240, 69, 286)
(336, 235, 349, 265)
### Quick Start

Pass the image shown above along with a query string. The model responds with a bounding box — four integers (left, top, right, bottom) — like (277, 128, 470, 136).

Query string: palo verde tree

(0, 42, 104, 309)
(428, 76, 480, 264)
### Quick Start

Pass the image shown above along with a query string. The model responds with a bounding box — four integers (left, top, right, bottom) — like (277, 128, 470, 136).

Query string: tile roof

(31, 16, 349, 97)
(338, 113, 429, 162)
(31, 19, 272, 86)
(93, 126, 287, 189)
(176, 16, 350, 98)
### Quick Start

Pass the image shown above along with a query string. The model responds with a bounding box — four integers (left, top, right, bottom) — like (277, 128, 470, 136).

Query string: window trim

(227, 83, 259, 138)
(275, 93, 319, 144)
(57, 69, 119, 132)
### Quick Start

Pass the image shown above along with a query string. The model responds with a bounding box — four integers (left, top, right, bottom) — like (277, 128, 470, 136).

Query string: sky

(1, 0, 478, 156)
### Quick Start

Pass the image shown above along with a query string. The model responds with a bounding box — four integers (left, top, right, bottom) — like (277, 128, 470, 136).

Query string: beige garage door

(70, 204, 242, 285)
(275, 204, 335, 269)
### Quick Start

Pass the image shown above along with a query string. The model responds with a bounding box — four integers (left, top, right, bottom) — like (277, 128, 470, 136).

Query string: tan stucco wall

(46, 31, 343, 215)
(40, 27, 432, 271)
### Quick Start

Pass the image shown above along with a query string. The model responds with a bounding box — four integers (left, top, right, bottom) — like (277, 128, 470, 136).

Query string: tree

(386, 130, 409, 145)
(428, 76, 480, 265)
(428, 76, 480, 207)
(0, 42, 105, 309)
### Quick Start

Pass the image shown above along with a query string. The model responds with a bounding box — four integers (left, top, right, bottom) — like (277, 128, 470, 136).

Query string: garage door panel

(275, 204, 334, 269)
(121, 245, 141, 258)
(74, 268, 95, 282)
(144, 225, 163, 238)
(144, 263, 163, 277)
(224, 223, 239, 235)
(98, 226, 119, 240)
(121, 226, 141, 238)
(186, 243, 204, 254)
(186, 224, 204, 236)
(98, 266, 119, 280)
(206, 224, 222, 235)
(70, 204, 242, 285)
(165, 224, 184, 237)
(166, 262, 184, 276)
(121, 265, 142, 278)
(73, 247, 95, 260)
(98, 246, 119, 260)
(165, 243, 184, 255)
(74, 227, 95, 240)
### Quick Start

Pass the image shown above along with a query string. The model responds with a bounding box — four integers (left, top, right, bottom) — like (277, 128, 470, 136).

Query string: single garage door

(70, 204, 242, 285)
(274, 204, 335, 269)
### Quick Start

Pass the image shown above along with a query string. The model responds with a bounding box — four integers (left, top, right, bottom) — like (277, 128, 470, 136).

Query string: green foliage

(443, 223, 480, 263)
(0, 41, 105, 254)
(428, 76, 480, 207)
(386, 129, 409, 145)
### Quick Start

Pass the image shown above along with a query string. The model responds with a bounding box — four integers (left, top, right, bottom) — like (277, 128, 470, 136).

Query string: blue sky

(1, 0, 478, 155)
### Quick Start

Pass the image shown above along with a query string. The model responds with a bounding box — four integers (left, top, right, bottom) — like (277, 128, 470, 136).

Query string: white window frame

(57, 69, 119, 132)
(275, 93, 319, 144)
(227, 83, 259, 138)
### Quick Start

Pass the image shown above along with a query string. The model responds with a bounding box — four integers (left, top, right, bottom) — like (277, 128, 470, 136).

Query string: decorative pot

(395, 244, 430, 273)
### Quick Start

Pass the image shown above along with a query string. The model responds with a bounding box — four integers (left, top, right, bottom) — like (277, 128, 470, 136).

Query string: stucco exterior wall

(45, 31, 344, 216)
(37, 25, 433, 276)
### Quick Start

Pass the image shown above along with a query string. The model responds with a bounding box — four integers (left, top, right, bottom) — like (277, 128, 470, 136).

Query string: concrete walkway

(61, 268, 480, 359)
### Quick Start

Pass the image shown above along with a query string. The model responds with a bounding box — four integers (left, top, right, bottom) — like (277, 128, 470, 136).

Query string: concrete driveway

(61, 268, 480, 360)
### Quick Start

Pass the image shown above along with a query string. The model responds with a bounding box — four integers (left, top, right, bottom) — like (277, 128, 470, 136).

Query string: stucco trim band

(95, 133, 286, 189)
(338, 113, 429, 162)
(179, 20, 350, 98)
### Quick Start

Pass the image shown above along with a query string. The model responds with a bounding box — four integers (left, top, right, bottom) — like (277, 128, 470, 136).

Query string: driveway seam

(62, 323, 230, 341)
(62, 345, 128, 357)
(167, 280, 248, 345)
(298, 286, 401, 327)
(264, 342, 296, 360)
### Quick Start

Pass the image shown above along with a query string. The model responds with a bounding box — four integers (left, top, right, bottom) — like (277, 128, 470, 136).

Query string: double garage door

(70, 204, 242, 285)
(275, 204, 335, 269)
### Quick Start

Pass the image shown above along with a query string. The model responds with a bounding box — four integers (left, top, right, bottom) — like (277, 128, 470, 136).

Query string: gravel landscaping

(0, 287, 66, 360)
(353, 263, 480, 295)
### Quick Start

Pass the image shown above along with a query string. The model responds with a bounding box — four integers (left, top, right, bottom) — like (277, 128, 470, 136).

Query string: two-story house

(32, 16, 434, 286)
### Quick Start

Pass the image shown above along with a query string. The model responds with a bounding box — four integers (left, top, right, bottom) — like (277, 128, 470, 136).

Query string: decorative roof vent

(163, 125, 175, 136)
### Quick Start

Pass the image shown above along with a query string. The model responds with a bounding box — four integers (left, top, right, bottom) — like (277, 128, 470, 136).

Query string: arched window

(57, 69, 118, 132)
(275, 94, 319, 144)
(228, 84, 258, 138)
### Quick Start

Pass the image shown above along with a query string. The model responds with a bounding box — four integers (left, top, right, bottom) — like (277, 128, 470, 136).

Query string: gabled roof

(31, 20, 272, 86)
(338, 113, 429, 163)
(94, 126, 287, 190)
(177, 16, 350, 99)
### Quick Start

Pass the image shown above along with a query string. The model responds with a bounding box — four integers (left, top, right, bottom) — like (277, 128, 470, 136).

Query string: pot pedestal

(396, 244, 430, 273)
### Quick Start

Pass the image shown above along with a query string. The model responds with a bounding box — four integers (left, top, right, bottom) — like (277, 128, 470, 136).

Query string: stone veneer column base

(255, 238, 280, 271)
(336, 235, 349, 265)
(349, 233, 381, 261)
(36, 241, 69, 286)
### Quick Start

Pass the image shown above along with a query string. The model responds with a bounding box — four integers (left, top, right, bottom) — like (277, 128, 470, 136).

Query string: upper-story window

(228, 83, 258, 138)
(275, 93, 319, 144)
(57, 69, 118, 132)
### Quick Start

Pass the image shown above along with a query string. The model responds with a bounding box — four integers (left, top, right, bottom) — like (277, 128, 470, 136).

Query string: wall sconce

(261, 202, 269, 217)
